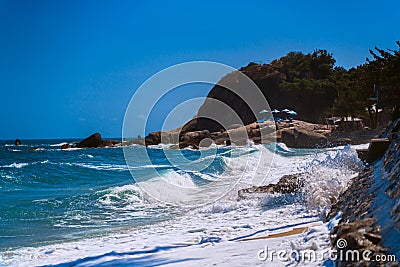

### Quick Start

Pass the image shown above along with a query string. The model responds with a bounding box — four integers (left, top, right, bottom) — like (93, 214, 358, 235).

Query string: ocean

(0, 139, 367, 266)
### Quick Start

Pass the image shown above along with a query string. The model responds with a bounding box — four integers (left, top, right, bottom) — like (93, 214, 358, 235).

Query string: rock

(126, 138, 145, 146)
(100, 139, 120, 147)
(145, 128, 181, 146)
(61, 144, 71, 149)
(15, 139, 21, 146)
(328, 137, 352, 147)
(145, 120, 334, 148)
(325, 119, 400, 266)
(179, 130, 210, 149)
(145, 131, 162, 146)
(331, 218, 388, 267)
(281, 128, 327, 148)
(77, 133, 102, 148)
(238, 174, 304, 199)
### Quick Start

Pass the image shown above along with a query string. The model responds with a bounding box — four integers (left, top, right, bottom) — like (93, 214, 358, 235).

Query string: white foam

(1, 144, 363, 266)
(98, 184, 144, 207)
(77, 154, 94, 158)
(1, 162, 29, 168)
(63, 147, 82, 151)
(74, 163, 128, 171)
(49, 142, 69, 147)
(301, 146, 362, 213)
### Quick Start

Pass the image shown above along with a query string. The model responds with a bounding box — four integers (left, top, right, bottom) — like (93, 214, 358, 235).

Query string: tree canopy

(268, 42, 400, 126)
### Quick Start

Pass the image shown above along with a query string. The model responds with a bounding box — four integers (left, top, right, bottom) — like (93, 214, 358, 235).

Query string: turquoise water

(0, 139, 366, 266)
(0, 140, 241, 251)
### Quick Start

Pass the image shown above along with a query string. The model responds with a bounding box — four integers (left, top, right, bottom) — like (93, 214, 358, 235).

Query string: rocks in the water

(61, 133, 121, 149)
(61, 144, 71, 149)
(145, 131, 162, 146)
(238, 174, 304, 199)
(77, 133, 102, 148)
(281, 128, 327, 148)
(15, 139, 21, 146)
(100, 139, 120, 147)
(144, 128, 181, 146)
(144, 118, 379, 149)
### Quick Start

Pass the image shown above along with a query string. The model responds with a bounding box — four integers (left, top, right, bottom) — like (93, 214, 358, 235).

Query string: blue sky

(0, 0, 399, 139)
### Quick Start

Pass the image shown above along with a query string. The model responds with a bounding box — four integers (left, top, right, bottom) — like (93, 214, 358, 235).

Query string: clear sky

(0, 0, 399, 139)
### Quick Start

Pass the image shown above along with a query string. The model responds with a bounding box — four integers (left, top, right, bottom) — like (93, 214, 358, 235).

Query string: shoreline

(325, 119, 400, 265)
(1, 141, 365, 266)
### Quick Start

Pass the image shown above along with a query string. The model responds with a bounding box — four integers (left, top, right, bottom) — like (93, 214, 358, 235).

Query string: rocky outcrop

(145, 120, 277, 148)
(77, 133, 102, 148)
(61, 144, 71, 149)
(332, 218, 389, 267)
(179, 130, 211, 149)
(238, 174, 304, 199)
(144, 118, 380, 149)
(145, 128, 181, 146)
(178, 63, 335, 135)
(326, 119, 400, 266)
(61, 133, 121, 149)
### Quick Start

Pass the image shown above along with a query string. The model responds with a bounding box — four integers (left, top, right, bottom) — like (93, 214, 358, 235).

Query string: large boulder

(77, 133, 102, 148)
(281, 128, 327, 148)
(183, 63, 335, 135)
(179, 129, 211, 149)
(145, 131, 162, 146)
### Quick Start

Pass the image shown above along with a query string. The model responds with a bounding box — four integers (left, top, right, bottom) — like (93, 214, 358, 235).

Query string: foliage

(269, 42, 400, 125)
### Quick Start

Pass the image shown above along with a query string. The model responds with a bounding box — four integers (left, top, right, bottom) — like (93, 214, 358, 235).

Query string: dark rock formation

(77, 133, 102, 148)
(66, 133, 121, 149)
(238, 174, 304, 199)
(326, 119, 400, 266)
(14, 139, 21, 146)
(177, 63, 334, 135)
(61, 144, 71, 149)
(145, 131, 162, 146)
(100, 139, 120, 147)
(281, 128, 327, 148)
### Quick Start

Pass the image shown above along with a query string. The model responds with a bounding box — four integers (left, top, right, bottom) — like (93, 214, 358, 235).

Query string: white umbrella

(281, 109, 290, 113)
(271, 109, 280, 113)
(287, 110, 297, 116)
(259, 109, 269, 114)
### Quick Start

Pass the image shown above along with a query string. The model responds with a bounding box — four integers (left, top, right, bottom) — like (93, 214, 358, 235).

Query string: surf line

(230, 220, 322, 242)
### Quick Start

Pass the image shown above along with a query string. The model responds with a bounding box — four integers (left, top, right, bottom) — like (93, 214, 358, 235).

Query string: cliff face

(327, 119, 400, 265)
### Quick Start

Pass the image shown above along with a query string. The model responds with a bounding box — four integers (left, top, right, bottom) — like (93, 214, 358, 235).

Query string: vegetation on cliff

(265, 41, 400, 126)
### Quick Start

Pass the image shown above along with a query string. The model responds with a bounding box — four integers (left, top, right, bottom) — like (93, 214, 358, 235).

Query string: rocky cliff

(145, 62, 339, 147)
(327, 119, 400, 266)
(183, 63, 334, 134)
